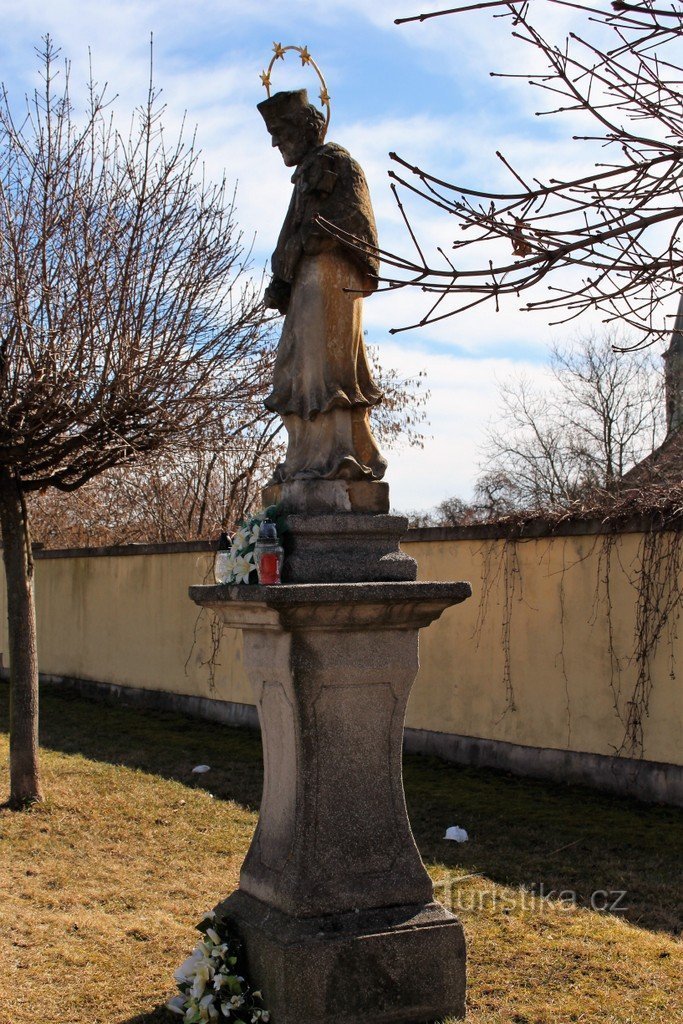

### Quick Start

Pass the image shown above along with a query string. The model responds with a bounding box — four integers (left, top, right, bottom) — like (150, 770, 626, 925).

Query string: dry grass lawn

(0, 683, 681, 1024)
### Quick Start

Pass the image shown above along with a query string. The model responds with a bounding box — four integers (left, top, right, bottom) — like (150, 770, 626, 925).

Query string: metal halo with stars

(260, 43, 332, 132)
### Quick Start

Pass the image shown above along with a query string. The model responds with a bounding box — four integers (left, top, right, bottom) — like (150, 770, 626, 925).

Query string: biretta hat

(257, 89, 311, 129)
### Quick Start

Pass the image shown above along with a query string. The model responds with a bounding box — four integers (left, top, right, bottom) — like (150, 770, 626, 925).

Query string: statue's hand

(264, 278, 291, 315)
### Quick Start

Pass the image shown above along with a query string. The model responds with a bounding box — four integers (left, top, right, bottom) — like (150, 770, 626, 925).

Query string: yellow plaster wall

(0, 550, 253, 707)
(406, 533, 682, 766)
(0, 532, 680, 766)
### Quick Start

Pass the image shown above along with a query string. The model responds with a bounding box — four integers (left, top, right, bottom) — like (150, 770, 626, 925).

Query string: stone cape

(269, 141, 380, 301)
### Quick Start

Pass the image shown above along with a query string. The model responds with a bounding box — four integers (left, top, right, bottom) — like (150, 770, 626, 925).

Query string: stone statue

(257, 89, 387, 483)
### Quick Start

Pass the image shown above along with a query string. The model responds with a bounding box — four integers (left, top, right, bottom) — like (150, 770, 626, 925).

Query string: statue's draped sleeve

(271, 143, 380, 289)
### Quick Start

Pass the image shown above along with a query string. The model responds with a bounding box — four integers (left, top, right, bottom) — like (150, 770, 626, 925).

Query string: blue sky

(0, 0, 613, 511)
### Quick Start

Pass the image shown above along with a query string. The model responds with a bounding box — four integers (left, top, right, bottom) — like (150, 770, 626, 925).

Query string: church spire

(663, 293, 683, 435)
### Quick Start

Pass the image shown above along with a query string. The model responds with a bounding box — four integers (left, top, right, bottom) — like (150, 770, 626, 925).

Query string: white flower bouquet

(217, 505, 286, 585)
(168, 912, 270, 1023)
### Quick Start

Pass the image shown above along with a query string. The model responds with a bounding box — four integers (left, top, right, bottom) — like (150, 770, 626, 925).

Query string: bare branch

(367, 1, 683, 347)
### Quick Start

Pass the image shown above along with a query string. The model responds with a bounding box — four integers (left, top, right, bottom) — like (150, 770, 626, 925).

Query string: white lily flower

(213, 974, 228, 992)
(247, 521, 262, 544)
(205, 928, 221, 945)
(261, 1013, 270, 1022)
(199, 992, 216, 1022)
(232, 527, 249, 551)
(223, 552, 239, 578)
(191, 963, 212, 1000)
(230, 994, 245, 1008)
(191, 979, 206, 1000)
(174, 951, 202, 982)
(220, 1002, 233, 1017)
(232, 554, 255, 584)
(166, 995, 186, 1016)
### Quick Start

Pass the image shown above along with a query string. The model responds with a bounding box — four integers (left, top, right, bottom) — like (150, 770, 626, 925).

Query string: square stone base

(268, 513, 418, 584)
(215, 891, 466, 1024)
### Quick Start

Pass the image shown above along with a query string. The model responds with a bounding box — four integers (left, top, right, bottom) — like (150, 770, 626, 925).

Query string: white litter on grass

(192, 764, 211, 774)
(444, 826, 469, 843)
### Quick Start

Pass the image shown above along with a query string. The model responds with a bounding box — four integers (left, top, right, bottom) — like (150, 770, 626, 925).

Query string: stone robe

(265, 143, 387, 482)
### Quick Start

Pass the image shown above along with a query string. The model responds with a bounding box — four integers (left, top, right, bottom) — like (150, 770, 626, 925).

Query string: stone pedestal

(190, 581, 471, 1024)
(281, 514, 417, 584)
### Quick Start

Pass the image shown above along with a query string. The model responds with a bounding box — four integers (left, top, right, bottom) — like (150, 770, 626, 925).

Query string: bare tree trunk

(0, 467, 42, 807)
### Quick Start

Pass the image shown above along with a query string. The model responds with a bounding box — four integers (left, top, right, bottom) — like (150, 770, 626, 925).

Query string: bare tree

(25, 343, 430, 548)
(367, 344, 431, 451)
(406, 495, 480, 527)
(0, 40, 268, 807)
(361, 0, 683, 348)
(475, 332, 665, 512)
(27, 417, 283, 548)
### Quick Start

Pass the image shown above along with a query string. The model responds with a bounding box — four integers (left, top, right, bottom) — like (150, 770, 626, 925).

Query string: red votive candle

(259, 552, 281, 585)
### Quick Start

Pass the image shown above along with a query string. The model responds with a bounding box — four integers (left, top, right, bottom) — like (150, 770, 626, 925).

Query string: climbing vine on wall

(623, 526, 681, 757)
(471, 485, 683, 758)
(186, 555, 226, 694)
(472, 538, 524, 717)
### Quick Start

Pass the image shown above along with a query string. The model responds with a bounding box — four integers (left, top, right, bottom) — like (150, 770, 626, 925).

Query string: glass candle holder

(214, 531, 232, 584)
(254, 521, 284, 585)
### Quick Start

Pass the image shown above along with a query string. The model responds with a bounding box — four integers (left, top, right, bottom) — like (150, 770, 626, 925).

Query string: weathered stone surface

(215, 891, 467, 1024)
(262, 479, 390, 515)
(284, 513, 417, 584)
(190, 583, 472, 915)
(190, 581, 470, 1022)
(190, 580, 472, 632)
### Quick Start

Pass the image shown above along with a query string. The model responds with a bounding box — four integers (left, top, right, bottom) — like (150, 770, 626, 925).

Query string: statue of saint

(257, 89, 387, 483)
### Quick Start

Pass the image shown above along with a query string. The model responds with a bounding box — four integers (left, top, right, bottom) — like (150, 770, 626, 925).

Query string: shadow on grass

(119, 1008, 171, 1024)
(1, 681, 681, 936)
(30, 681, 263, 811)
(405, 751, 683, 936)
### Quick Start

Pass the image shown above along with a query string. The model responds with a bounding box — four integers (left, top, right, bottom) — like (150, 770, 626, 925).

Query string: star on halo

(319, 86, 331, 106)
(259, 70, 271, 90)
(299, 46, 312, 66)
(272, 42, 286, 60)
